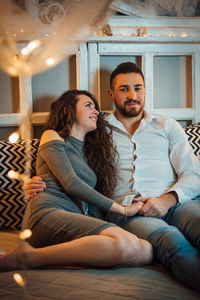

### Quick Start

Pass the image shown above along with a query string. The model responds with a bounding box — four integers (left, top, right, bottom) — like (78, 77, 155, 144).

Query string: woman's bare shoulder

(40, 130, 64, 146)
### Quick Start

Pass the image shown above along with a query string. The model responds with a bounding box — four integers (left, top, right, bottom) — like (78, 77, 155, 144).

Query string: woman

(0, 90, 152, 271)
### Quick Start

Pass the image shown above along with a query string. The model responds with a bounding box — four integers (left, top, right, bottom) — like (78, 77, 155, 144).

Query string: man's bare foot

(0, 242, 35, 272)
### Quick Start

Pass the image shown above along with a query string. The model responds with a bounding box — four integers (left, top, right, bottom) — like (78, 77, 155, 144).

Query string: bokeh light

(8, 132, 19, 143)
(7, 170, 19, 180)
(0, 0, 114, 77)
(19, 229, 32, 241)
(13, 273, 26, 288)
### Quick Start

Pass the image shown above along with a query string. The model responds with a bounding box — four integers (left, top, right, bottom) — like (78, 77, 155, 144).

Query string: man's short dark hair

(110, 62, 145, 89)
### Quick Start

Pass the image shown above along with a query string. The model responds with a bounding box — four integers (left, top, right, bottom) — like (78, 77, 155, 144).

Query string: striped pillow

(184, 123, 200, 156)
(0, 139, 39, 230)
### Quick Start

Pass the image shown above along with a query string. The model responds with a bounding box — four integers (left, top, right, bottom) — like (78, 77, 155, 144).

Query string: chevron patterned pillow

(184, 123, 200, 156)
(0, 139, 39, 230)
(0, 125, 199, 231)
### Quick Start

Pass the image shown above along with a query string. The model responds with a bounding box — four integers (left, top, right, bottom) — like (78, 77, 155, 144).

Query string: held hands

(125, 201, 144, 217)
(26, 176, 46, 199)
(111, 201, 144, 217)
(133, 193, 178, 218)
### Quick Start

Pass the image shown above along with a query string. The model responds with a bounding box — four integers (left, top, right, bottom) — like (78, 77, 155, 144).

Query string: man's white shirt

(106, 111, 200, 206)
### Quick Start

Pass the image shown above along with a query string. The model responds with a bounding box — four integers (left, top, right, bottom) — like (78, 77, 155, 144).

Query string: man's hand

(134, 192, 178, 218)
(26, 176, 46, 199)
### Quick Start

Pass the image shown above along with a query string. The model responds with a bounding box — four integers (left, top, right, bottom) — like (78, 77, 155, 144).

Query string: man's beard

(114, 99, 144, 117)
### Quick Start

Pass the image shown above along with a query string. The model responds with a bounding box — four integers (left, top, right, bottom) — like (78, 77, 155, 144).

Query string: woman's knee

(100, 227, 152, 266)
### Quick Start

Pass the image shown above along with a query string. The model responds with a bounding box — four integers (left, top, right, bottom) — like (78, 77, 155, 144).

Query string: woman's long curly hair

(46, 89, 118, 197)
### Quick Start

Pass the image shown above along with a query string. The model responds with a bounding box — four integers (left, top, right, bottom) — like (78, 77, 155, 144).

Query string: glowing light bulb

(9, 132, 19, 143)
(21, 47, 29, 56)
(46, 57, 55, 66)
(7, 67, 18, 76)
(7, 170, 19, 180)
(27, 40, 40, 51)
(13, 273, 26, 288)
(7, 170, 15, 178)
(19, 229, 32, 240)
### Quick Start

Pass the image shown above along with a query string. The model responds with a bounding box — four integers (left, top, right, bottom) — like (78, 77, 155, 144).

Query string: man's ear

(108, 89, 114, 100)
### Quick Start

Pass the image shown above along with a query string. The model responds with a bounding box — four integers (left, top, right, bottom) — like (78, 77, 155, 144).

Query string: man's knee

(117, 233, 153, 266)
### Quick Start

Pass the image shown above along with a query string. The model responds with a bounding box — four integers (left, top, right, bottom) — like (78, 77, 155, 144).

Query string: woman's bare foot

(0, 242, 35, 272)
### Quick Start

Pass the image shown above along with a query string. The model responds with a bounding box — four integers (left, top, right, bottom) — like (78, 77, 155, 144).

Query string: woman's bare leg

(0, 227, 153, 271)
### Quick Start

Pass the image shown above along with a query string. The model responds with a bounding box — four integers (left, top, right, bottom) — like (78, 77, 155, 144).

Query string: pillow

(0, 139, 39, 230)
(0, 124, 199, 231)
(184, 123, 200, 156)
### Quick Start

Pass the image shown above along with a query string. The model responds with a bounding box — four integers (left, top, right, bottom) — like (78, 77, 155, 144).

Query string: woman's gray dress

(22, 136, 116, 247)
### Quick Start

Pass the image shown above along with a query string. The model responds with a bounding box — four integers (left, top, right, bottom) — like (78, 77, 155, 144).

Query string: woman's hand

(125, 201, 144, 217)
(110, 201, 144, 217)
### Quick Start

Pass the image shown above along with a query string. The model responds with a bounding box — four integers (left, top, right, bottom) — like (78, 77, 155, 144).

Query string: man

(27, 62, 200, 291)
(106, 62, 199, 211)
(104, 62, 200, 292)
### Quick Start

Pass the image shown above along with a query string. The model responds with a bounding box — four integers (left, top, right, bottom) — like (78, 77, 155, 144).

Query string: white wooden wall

(87, 41, 200, 122)
(0, 16, 200, 139)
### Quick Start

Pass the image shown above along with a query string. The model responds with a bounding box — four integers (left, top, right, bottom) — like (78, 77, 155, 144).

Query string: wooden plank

(98, 42, 200, 54)
(186, 56, 192, 108)
(0, 114, 21, 126)
(143, 53, 153, 110)
(109, 15, 200, 28)
(76, 43, 88, 90)
(151, 108, 195, 120)
(88, 43, 101, 106)
(31, 112, 49, 124)
(193, 53, 200, 122)
(19, 76, 32, 139)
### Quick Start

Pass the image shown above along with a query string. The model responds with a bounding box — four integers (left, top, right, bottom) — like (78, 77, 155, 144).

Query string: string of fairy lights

(1, 0, 114, 294)
(1, 0, 200, 294)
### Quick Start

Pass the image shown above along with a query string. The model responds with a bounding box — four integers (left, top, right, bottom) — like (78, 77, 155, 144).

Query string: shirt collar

(106, 109, 158, 133)
(106, 112, 126, 132)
